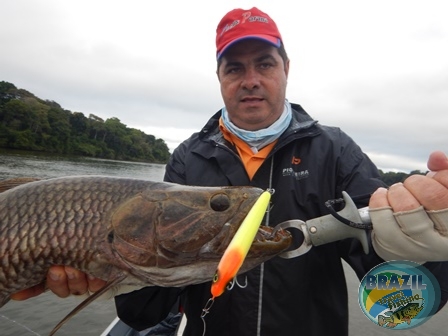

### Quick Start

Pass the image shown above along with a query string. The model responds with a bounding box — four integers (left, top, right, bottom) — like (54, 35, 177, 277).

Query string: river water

(0, 150, 447, 335)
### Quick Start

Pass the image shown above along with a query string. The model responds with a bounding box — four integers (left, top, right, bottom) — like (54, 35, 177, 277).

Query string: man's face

(217, 39, 289, 131)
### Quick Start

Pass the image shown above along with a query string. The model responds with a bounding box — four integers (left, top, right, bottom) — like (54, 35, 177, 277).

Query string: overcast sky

(1, 0, 447, 172)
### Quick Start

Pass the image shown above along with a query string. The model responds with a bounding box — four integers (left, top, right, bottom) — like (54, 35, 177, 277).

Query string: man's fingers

(88, 276, 108, 292)
(369, 187, 389, 209)
(387, 182, 420, 212)
(369, 183, 421, 212)
(62, 266, 106, 294)
(404, 174, 448, 211)
(10, 267, 106, 302)
(427, 151, 448, 171)
(46, 265, 90, 297)
(10, 283, 46, 301)
(429, 170, 448, 189)
(46, 265, 70, 298)
(370, 172, 448, 212)
(64, 266, 90, 295)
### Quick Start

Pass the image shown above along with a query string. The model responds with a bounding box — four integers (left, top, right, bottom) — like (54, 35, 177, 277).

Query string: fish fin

(0, 177, 40, 193)
(384, 311, 393, 316)
(49, 275, 126, 336)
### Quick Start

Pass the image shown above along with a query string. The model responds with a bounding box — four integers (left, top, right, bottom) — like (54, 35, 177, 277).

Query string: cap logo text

(220, 11, 269, 36)
(220, 20, 240, 36)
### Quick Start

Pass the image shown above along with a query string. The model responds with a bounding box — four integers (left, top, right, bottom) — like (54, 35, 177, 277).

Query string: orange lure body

(210, 191, 271, 298)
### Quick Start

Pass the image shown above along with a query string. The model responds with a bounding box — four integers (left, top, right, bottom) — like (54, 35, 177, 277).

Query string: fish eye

(210, 193, 230, 212)
(213, 273, 219, 283)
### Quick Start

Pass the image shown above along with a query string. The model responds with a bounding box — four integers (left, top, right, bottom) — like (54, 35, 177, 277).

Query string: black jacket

(116, 104, 448, 335)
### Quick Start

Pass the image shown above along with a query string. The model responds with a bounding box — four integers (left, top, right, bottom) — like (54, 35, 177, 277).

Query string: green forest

(377, 169, 425, 186)
(0, 81, 170, 163)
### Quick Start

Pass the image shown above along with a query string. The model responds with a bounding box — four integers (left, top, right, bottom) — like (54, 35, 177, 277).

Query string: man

(13, 7, 448, 336)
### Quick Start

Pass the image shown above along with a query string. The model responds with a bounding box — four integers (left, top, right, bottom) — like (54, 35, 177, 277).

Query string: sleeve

(114, 284, 182, 331)
(164, 137, 190, 184)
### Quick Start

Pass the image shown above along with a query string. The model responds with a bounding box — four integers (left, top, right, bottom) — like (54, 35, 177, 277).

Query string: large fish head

(111, 182, 291, 286)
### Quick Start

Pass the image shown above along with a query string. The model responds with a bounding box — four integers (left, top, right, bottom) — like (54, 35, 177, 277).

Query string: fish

(211, 190, 271, 298)
(0, 176, 291, 333)
(377, 302, 424, 328)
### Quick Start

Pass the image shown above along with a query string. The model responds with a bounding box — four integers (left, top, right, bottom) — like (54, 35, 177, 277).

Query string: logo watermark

(358, 260, 441, 330)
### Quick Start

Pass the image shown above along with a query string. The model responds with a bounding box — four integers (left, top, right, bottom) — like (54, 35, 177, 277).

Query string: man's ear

(284, 59, 290, 78)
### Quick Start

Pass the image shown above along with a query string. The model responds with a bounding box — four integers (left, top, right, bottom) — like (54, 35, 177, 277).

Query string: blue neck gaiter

(221, 100, 292, 153)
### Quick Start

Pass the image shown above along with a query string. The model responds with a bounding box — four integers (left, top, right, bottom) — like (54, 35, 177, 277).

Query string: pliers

(274, 191, 372, 259)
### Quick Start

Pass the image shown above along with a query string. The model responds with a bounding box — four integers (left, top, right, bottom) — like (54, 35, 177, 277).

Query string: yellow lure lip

(211, 190, 271, 298)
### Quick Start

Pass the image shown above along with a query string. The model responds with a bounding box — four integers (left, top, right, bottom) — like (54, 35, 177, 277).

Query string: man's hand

(370, 151, 448, 262)
(10, 266, 107, 301)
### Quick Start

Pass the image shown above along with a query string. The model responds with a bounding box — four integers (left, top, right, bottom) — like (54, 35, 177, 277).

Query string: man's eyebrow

(254, 54, 277, 63)
(224, 53, 277, 68)
(223, 60, 243, 68)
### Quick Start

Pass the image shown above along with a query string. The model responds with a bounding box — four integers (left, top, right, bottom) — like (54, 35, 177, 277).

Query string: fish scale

(0, 176, 292, 315)
(1, 177, 150, 299)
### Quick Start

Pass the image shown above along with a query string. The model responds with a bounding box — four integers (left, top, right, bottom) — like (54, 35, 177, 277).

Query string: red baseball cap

(216, 7, 283, 60)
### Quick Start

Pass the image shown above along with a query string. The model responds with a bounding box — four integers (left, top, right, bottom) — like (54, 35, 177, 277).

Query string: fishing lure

(201, 190, 272, 335)
(210, 190, 272, 298)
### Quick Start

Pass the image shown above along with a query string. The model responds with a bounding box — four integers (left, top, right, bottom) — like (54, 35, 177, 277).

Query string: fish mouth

(246, 226, 292, 258)
(255, 226, 289, 243)
(198, 223, 292, 259)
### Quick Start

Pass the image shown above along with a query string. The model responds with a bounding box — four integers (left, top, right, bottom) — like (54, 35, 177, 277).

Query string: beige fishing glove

(371, 205, 448, 263)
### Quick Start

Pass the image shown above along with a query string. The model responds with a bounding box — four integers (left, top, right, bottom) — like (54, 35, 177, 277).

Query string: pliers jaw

(275, 192, 371, 259)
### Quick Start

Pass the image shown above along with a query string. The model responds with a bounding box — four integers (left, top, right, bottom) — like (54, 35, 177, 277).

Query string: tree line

(377, 169, 426, 187)
(0, 81, 170, 163)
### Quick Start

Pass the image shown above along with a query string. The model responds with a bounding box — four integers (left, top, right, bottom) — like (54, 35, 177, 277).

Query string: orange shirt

(219, 118, 277, 180)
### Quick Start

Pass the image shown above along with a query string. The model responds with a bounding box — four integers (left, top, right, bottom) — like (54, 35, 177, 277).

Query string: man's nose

(241, 68, 260, 90)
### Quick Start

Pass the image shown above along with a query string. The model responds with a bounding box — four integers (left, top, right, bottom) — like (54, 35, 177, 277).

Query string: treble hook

(227, 276, 248, 290)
